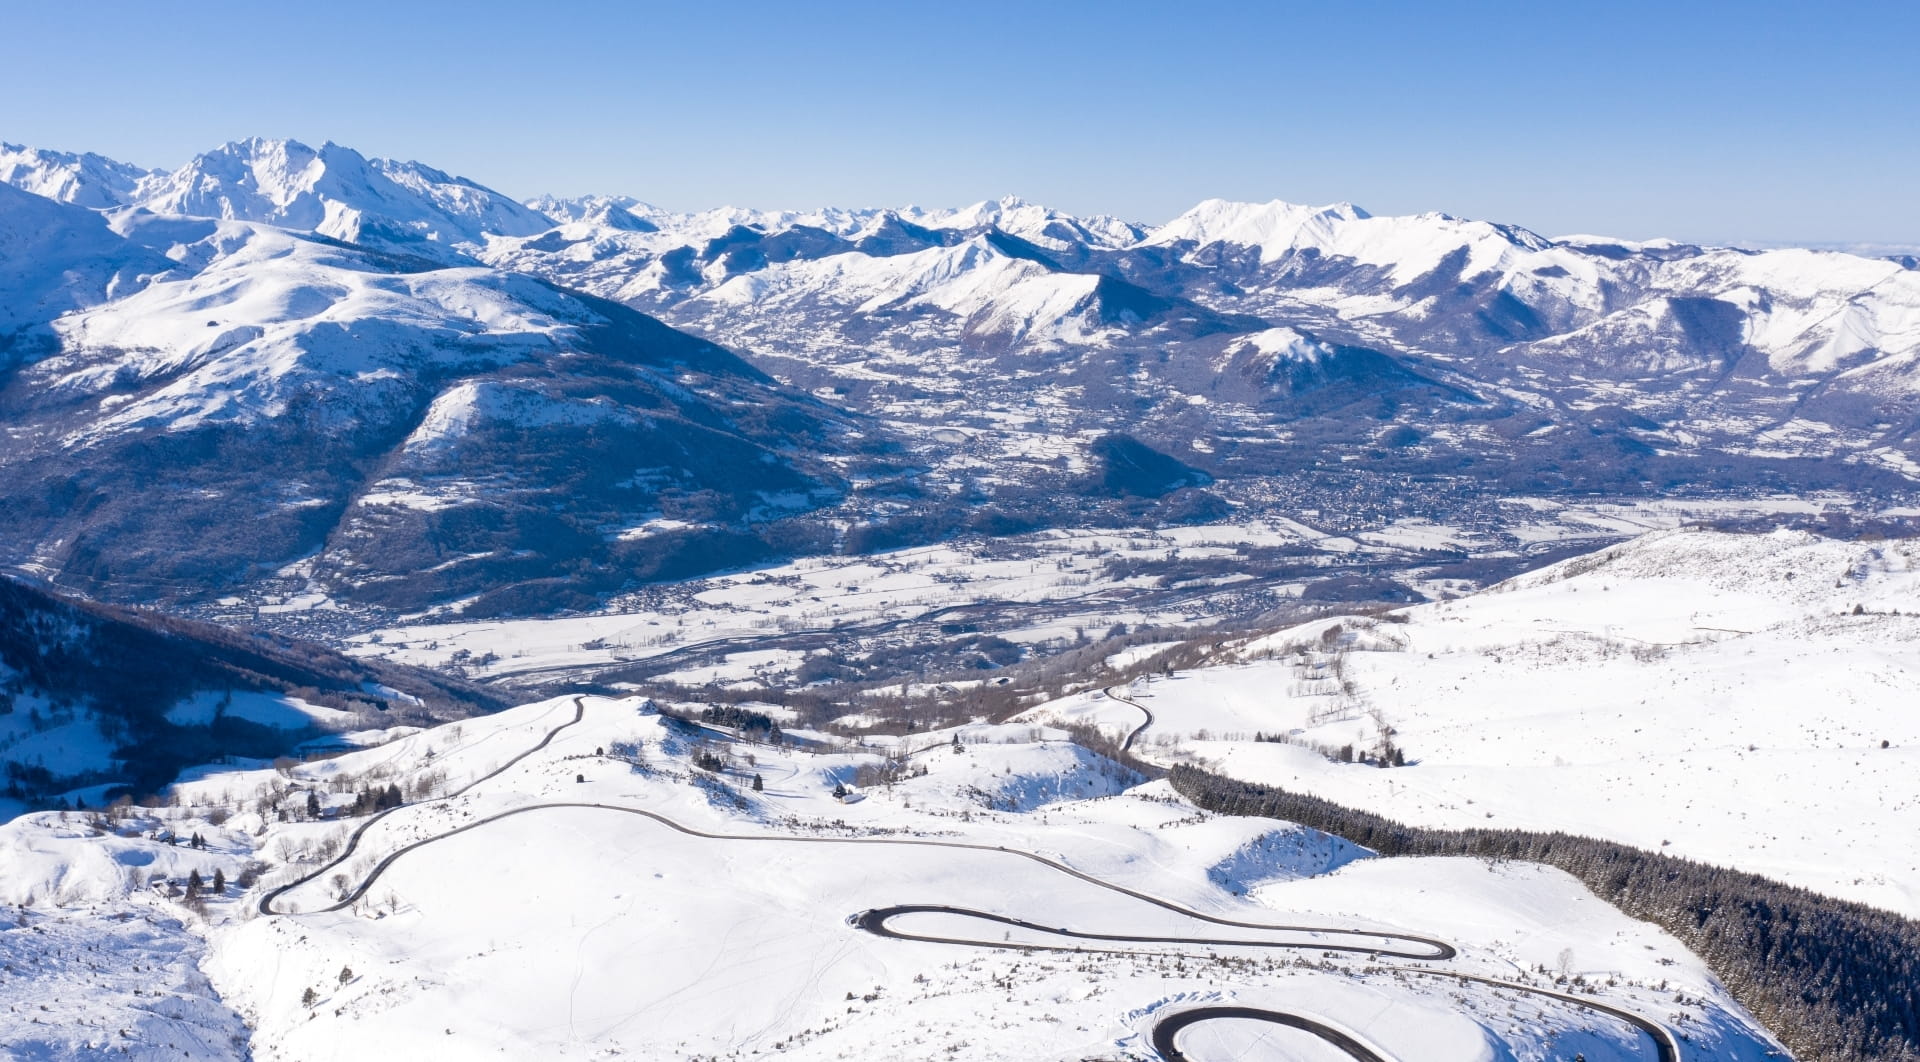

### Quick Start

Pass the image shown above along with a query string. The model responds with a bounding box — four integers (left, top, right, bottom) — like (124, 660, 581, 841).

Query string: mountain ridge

(3, 135, 1918, 622)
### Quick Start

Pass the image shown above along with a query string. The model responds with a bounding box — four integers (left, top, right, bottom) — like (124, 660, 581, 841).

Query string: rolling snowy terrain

(1027, 529, 1920, 916)
(0, 694, 1784, 1060)
(337, 493, 1890, 693)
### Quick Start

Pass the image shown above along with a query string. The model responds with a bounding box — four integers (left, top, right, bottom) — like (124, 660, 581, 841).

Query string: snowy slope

(0, 196, 865, 612)
(35, 219, 571, 435)
(0, 182, 170, 343)
(0, 694, 1782, 1060)
(1099, 528, 1920, 916)
(0, 572, 502, 816)
(0, 901, 252, 1062)
(688, 236, 1115, 348)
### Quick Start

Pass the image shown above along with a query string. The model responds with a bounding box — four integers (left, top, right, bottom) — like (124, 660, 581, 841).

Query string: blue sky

(7, 1, 1916, 244)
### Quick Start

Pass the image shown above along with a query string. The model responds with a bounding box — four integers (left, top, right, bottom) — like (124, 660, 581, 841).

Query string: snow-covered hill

(1056, 528, 1920, 916)
(0, 694, 1783, 1059)
(0, 181, 169, 347)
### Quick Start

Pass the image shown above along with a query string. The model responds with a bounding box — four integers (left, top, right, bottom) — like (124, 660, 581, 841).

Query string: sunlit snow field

(0, 694, 1783, 1059)
(1028, 529, 1920, 916)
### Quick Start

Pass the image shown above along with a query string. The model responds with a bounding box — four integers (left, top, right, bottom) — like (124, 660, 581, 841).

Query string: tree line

(1168, 764, 1920, 1061)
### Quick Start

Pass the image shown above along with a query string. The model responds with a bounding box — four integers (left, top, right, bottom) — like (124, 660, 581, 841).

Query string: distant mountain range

(2, 136, 1916, 617)
(1, 138, 549, 261)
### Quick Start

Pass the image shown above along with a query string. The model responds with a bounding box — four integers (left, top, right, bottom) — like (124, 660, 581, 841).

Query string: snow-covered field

(1064, 529, 1920, 917)
(341, 498, 1862, 689)
(344, 522, 1321, 683)
(0, 694, 1781, 1059)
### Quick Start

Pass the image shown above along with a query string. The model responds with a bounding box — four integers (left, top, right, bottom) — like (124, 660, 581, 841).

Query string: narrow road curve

(1105, 684, 1154, 753)
(856, 908, 1678, 1062)
(1151, 1006, 1382, 1062)
(853, 905, 1440, 960)
(1412, 969, 1680, 1062)
(256, 695, 589, 916)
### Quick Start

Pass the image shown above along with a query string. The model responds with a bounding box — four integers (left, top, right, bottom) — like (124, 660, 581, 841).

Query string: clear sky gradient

(7, 0, 1916, 245)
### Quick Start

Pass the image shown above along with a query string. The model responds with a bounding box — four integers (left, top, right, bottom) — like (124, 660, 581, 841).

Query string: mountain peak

(1146, 197, 1370, 250)
(116, 137, 553, 257)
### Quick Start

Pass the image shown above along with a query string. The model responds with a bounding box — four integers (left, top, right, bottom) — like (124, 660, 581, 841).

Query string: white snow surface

(12, 136, 1918, 383)
(691, 234, 1113, 347)
(26, 216, 591, 440)
(0, 694, 1781, 1059)
(1110, 528, 1920, 916)
(0, 181, 169, 336)
(6, 137, 554, 257)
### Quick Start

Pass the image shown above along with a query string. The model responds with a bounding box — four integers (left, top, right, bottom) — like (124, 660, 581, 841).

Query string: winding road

(255, 693, 1681, 1062)
(852, 905, 1446, 961)
(1150, 1006, 1383, 1062)
(257, 695, 593, 917)
(1107, 683, 1154, 753)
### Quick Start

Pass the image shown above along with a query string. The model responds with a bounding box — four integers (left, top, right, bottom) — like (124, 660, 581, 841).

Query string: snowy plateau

(0, 135, 1915, 1061)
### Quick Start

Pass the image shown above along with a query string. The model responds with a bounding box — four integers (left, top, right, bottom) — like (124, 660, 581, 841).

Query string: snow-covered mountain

(5, 135, 1920, 621)
(0, 142, 157, 209)
(5, 137, 555, 262)
(680, 232, 1252, 355)
(472, 177, 1920, 504)
(0, 186, 877, 614)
